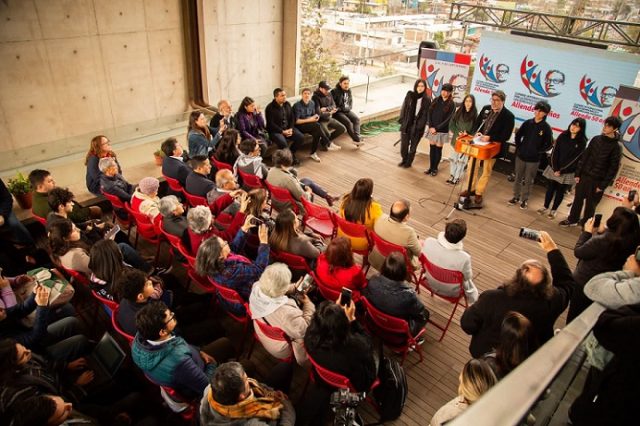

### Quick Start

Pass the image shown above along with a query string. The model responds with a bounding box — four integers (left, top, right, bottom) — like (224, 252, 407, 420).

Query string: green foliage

(7, 172, 31, 195)
(300, 3, 342, 90)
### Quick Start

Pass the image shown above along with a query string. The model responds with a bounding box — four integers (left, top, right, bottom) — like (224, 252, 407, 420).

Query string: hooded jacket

(549, 131, 586, 174)
(575, 133, 622, 189)
(311, 89, 337, 122)
(514, 117, 553, 162)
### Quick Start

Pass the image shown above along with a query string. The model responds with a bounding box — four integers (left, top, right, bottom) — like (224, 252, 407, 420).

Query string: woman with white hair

(98, 157, 133, 202)
(131, 177, 161, 220)
(158, 195, 187, 237)
(249, 263, 315, 366)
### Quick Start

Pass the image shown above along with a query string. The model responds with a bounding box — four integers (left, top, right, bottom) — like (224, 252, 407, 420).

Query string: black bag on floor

(373, 356, 408, 422)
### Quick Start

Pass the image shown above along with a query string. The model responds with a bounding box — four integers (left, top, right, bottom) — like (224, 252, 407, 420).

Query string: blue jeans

(118, 242, 151, 273)
(300, 178, 328, 198)
(4, 211, 34, 245)
(270, 129, 305, 153)
(43, 316, 92, 361)
(449, 151, 469, 180)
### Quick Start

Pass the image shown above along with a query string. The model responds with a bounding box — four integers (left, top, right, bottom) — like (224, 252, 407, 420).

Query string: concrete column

(282, 0, 301, 97)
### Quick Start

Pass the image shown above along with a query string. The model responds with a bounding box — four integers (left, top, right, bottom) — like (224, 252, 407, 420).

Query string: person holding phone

(584, 246, 640, 309)
(269, 209, 323, 272)
(249, 263, 315, 368)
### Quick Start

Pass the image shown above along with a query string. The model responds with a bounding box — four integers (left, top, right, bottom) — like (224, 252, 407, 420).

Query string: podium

(454, 136, 501, 210)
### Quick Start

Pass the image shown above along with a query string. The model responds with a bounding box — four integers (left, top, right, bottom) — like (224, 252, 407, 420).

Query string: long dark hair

(325, 237, 355, 271)
(452, 94, 478, 123)
(562, 117, 588, 143)
(238, 96, 255, 115)
(88, 240, 124, 284)
(341, 178, 374, 223)
(269, 209, 297, 252)
(214, 129, 240, 164)
(495, 312, 533, 377)
(305, 301, 350, 350)
(48, 220, 89, 261)
(412, 79, 427, 98)
(604, 207, 640, 264)
(246, 188, 268, 217)
(188, 111, 212, 140)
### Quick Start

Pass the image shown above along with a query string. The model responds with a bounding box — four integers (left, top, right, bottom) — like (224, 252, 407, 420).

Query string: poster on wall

(469, 32, 640, 136)
(419, 49, 471, 104)
(599, 85, 640, 215)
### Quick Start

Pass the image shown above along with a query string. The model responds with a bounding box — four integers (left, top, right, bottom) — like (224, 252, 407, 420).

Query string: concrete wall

(0, 0, 188, 169)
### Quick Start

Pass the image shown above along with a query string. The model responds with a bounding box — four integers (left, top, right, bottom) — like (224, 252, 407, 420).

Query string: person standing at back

(398, 79, 430, 168)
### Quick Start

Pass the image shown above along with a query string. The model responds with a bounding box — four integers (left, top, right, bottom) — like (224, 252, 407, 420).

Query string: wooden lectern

(454, 135, 501, 208)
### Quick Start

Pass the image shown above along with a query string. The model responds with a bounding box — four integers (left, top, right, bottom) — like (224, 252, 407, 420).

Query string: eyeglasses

(164, 311, 176, 325)
(451, 85, 467, 91)
(545, 79, 564, 85)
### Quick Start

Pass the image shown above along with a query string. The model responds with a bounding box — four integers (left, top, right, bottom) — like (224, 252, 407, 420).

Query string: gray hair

(215, 169, 235, 188)
(187, 205, 212, 234)
(195, 236, 225, 276)
(159, 195, 180, 217)
(258, 263, 292, 298)
(98, 157, 117, 172)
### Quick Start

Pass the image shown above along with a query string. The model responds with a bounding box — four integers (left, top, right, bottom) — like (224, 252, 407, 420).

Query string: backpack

(373, 356, 408, 422)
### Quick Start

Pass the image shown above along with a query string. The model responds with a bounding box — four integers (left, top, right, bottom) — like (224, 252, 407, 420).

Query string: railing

(449, 302, 606, 426)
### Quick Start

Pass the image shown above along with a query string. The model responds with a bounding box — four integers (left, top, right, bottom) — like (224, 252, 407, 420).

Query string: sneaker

(327, 143, 341, 151)
(508, 197, 519, 206)
(445, 177, 454, 184)
(352, 140, 364, 147)
(559, 219, 578, 227)
(398, 161, 406, 167)
(416, 336, 426, 345)
(309, 153, 321, 162)
(423, 168, 433, 175)
(153, 265, 173, 276)
(547, 210, 557, 219)
(537, 207, 548, 215)
(520, 200, 528, 210)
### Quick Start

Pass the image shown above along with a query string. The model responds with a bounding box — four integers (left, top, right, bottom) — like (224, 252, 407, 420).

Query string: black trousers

(568, 176, 605, 223)
(400, 126, 422, 166)
(296, 122, 328, 154)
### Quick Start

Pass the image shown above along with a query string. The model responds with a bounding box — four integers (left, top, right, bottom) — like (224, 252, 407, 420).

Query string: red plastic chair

(300, 197, 336, 239)
(247, 306, 294, 363)
(271, 250, 312, 275)
(31, 210, 47, 226)
(111, 306, 135, 345)
(361, 297, 425, 365)
(163, 175, 185, 196)
(91, 289, 118, 311)
(305, 349, 380, 393)
(418, 253, 467, 342)
(124, 203, 163, 265)
(333, 214, 371, 270)
(143, 374, 197, 421)
(310, 271, 341, 302)
(207, 277, 252, 353)
(264, 180, 300, 215)
(211, 157, 233, 171)
(101, 190, 133, 235)
(369, 231, 420, 289)
(183, 191, 209, 208)
(237, 168, 265, 191)
(58, 265, 91, 287)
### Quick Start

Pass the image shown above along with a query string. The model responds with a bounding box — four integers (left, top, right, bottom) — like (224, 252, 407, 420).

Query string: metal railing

(450, 302, 606, 426)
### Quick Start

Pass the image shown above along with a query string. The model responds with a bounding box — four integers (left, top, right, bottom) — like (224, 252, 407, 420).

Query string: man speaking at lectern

(460, 90, 515, 205)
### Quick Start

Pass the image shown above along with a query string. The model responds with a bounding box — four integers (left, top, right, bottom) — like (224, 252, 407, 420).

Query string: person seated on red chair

(421, 219, 479, 304)
(200, 361, 296, 425)
(130, 177, 161, 221)
(195, 223, 270, 305)
(158, 195, 187, 239)
(315, 236, 365, 292)
(364, 252, 429, 339)
(46, 188, 109, 242)
(269, 209, 323, 273)
(161, 136, 190, 187)
(234, 138, 269, 180)
(99, 157, 134, 203)
(298, 299, 377, 425)
(206, 169, 243, 216)
(132, 301, 235, 401)
(185, 155, 215, 198)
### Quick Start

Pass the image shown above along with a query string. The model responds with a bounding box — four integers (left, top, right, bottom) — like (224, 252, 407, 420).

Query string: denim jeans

(118, 242, 151, 273)
(4, 211, 34, 245)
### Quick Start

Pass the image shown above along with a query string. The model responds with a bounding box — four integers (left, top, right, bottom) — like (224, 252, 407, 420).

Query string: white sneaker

(327, 143, 341, 151)
(353, 140, 364, 147)
(309, 153, 321, 162)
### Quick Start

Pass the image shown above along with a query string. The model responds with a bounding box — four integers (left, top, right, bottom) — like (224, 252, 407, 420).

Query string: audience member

(425, 83, 455, 176)
(183, 200, 248, 255)
(250, 263, 315, 366)
(560, 116, 623, 226)
(368, 199, 421, 271)
(364, 252, 429, 337)
(584, 247, 640, 308)
(339, 178, 383, 251)
(429, 359, 497, 426)
(269, 209, 321, 264)
(567, 207, 640, 321)
(185, 155, 215, 197)
(447, 94, 478, 184)
(99, 157, 134, 202)
(206, 169, 241, 214)
(49, 220, 91, 275)
(213, 129, 241, 166)
(461, 231, 573, 357)
(482, 311, 534, 379)
(161, 136, 190, 187)
(315, 237, 366, 292)
(538, 118, 587, 218)
(266, 149, 337, 213)
(210, 99, 238, 130)
(265, 88, 304, 165)
(236, 96, 268, 147)
(398, 78, 430, 168)
(421, 219, 479, 303)
(85, 134, 120, 196)
(234, 138, 269, 180)
(0, 178, 34, 245)
(293, 88, 329, 162)
(312, 80, 345, 148)
(331, 76, 364, 146)
(30, 169, 96, 222)
(188, 111, 224, 157)
(132, 302, 235, 401)
(158, 195, 187, 238)
(200, 361, 295, 425)
(131, 177, 161, 220)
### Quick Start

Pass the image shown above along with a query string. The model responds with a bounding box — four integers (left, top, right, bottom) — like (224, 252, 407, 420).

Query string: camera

(519, 227, 540, 242)
(250, 217, 264, 226)
(330, 389, 366, 426)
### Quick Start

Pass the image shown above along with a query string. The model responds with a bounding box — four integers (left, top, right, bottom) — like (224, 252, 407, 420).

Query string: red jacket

(315, 254, 366, 291)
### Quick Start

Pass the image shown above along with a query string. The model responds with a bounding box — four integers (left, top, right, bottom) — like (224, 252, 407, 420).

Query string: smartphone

(340, 287, 353, 307)
(593, 214, 603, 229)
(628, 190, 637, 202)
(250, 217, 264, 226)
(104, 224, 120, 240)
(519, 227, 540, 242)
(297, 274, 314, 293)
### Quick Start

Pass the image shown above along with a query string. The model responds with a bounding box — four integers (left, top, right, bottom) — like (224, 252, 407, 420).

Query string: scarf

(207, 379, 284, 420)
(249, 284, 289, 319)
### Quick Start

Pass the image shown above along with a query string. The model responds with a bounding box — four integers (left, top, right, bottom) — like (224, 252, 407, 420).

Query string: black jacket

(428, 96, 455, 133)
(209, 112, 238, 130)
(549, 132, 586, 174)
(265, 100, 295, 134)
(331, 85, 354, 113)
(460, 249, 573, 358)
(100, 174, 133, 202)
(514, 117, 553, 162)
(473, 105, 515, 144)
(398, 91, 430, 137)
(312, 89, 337, 122)
(0, 178, 12, 222)
(162, 156, 191, 187)
(184, 171, 215, 198)
(575, 134, 622, 189)
(569, 304, 640, 425)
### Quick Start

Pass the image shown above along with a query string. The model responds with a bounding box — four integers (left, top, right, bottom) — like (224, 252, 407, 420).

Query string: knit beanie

(138, 177, 160, 195)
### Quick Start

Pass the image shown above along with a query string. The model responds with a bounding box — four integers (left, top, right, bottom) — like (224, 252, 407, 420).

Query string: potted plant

(153, 149, 165, 166)
(7, 172, 32, 209)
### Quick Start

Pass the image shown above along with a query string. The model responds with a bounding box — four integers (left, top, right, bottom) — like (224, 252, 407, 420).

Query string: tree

(299, 2, 343, 90)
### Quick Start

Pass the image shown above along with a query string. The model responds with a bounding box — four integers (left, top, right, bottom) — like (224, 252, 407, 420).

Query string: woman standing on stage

(447, 95, 478, 185)
(398, 79, 430, 168)
(425, 83, 455, 176)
